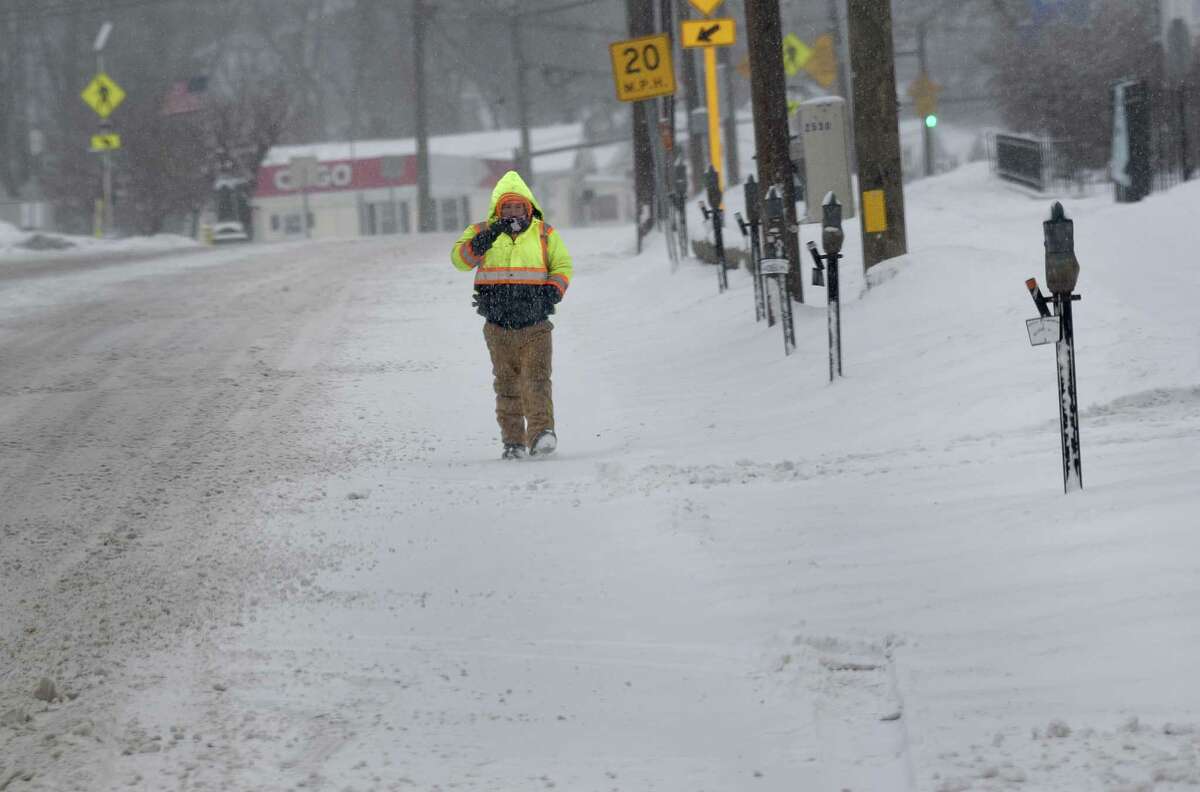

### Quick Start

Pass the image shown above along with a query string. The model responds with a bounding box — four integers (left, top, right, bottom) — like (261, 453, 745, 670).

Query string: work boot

(529, 429, 557, 457)
(501, 443, 527, 460)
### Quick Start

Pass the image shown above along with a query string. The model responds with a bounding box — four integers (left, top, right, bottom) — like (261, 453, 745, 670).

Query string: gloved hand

(469, 220, 507, 257)
(542, 283, 562, 306)
(500, 215, 529, 235)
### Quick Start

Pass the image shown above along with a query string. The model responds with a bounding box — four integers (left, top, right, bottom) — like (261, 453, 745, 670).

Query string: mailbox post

(761, 185, 796, 355)
(807, 192, 845, 381)
(734, 211, 759, 321)
(739, 174, 766, 322)
(673, 160, 690, 265)
(705, 166, 729, 293)
(1025, 202, 1083, 493)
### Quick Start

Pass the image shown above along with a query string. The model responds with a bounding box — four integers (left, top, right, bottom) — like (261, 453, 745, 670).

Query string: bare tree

(208, 77, 293, 191)
(12, 0, 630, 234)
(987, 0, 1158, 167)
(120, 100, 211, 235)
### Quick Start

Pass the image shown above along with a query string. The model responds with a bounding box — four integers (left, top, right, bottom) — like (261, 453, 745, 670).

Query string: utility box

(798, 97, 855, 224)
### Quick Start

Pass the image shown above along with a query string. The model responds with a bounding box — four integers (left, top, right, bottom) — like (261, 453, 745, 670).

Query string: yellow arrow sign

(90, 133, 122, 151)
(805, 34, 838, 88)
(81, 72, 126, 119)
(681, 18, 736, 48)
(609, 34, 676, 103)
(782, 33, 813, 77)
(688, 0, 724, 16)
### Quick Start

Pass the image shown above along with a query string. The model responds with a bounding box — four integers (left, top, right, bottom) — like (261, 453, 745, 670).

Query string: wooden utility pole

(744, 0, 802, 303)
(828, 0, 850, 101)
(659, 0, 678, 225)
(660, 0, 677, 152)
(828, 0, 857, 173)
(677, 0, 707, 195)
(719, 46, 740, 184)
(917, 21, 933, 178)
(413, 0, 435, 232)
(847, 0, 907, 270)
(627, 0, 657, 246)
(511, 18, 533, 182)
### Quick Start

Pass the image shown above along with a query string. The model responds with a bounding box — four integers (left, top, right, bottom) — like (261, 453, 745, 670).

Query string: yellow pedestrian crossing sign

(91, 133, 122, 151)
(806, 34, 838, 88)
(783, 33, 813, 77)
(81, 73, 126, 119)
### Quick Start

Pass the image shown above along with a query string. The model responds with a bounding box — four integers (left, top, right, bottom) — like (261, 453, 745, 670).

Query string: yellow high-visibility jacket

(451, 171, 572, 329)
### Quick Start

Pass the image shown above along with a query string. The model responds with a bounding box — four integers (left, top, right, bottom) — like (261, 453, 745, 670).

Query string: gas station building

(252, 124, 637, 242)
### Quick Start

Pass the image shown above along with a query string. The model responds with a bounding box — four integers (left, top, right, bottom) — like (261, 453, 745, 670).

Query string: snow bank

(0, 223, 200, 262)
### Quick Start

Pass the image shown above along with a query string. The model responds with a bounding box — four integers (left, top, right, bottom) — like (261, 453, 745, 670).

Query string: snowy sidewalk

(123, 230, 840, 791)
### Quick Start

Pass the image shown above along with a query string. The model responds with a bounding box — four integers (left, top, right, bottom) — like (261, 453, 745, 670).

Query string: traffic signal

(909, 72, 942, 128)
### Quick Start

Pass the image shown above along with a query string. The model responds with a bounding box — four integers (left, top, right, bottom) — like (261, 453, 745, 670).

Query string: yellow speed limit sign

(609, 34, 676, 103)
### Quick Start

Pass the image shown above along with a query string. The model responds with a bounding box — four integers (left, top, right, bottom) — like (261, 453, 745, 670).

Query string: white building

(252, 124, 636, 242)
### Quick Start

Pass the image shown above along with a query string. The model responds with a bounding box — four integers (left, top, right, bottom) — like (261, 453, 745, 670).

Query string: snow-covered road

(3, 165, 1200, 791)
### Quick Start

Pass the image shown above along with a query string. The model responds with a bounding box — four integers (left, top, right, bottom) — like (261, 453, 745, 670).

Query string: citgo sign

(253, 156, 420, 199)
(273, 162, 354, 192)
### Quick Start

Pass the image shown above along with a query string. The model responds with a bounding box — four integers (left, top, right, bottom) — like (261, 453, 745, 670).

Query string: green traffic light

(924, 114, 938, 129)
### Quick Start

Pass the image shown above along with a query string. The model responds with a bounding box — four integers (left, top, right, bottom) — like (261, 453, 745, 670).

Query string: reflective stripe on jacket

(450, 171, 573, 297)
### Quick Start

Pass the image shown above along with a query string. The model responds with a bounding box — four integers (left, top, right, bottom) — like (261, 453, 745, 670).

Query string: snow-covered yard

(2, 163, 1198, 791)
(0, 220, 199, 261)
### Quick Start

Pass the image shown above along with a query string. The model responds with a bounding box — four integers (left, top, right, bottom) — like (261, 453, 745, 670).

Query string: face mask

(501, 214, 528, 233)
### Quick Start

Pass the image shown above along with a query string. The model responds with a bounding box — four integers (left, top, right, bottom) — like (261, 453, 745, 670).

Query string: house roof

(262, 123, 587, 171)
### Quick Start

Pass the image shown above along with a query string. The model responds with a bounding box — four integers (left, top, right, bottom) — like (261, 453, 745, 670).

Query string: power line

(533, 0, 611, 14)
(525, 21, 624, 35)
(2, 0, 624, 27)
(473, 0, 622, 18)
(0, 0, 219, 23)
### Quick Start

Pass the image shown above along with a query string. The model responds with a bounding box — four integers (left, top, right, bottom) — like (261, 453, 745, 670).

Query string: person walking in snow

(451, 171, 573, 460)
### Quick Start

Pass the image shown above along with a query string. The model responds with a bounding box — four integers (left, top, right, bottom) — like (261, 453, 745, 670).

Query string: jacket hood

(489, 170, 543, 220)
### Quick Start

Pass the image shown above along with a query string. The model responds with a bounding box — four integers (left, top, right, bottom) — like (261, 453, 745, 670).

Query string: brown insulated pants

(483, 320, 554, 447)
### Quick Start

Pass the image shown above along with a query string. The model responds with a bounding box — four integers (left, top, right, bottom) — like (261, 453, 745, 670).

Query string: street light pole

(94, 22, 113, 237)
(413, 0, 434, 232)
(511, 13, 533, 182)
(918, 21, 933, 178)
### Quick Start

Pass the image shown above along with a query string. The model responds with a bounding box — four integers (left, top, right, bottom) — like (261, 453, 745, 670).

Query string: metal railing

(988, 134, 1106, 195)
(990, 81, 1197, 198)
(991, 133, 1050, 191)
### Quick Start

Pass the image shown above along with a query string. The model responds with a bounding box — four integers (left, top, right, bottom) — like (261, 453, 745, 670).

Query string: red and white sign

(255, 155, 518, 198)
(255, 156, 418, 198)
